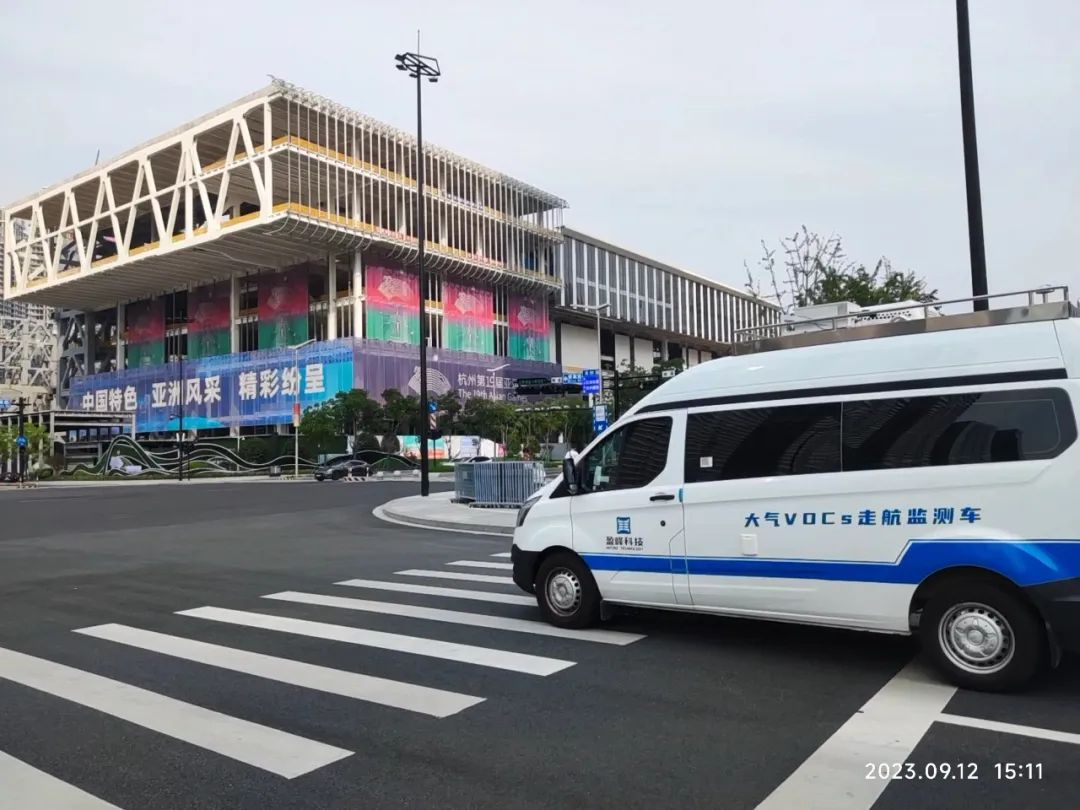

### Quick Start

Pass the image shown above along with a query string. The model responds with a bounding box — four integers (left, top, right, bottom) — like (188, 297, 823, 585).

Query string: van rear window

(841, 388, 1075, 470)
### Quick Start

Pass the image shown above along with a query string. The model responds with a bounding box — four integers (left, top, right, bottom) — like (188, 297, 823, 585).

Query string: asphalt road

(0, 481, 1077, 809)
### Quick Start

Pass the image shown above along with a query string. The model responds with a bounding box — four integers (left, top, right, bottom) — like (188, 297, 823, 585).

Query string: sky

(1, 0, 1077, 304)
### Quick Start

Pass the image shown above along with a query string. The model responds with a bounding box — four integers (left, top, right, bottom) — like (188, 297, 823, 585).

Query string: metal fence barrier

(454, 461, 547, 508)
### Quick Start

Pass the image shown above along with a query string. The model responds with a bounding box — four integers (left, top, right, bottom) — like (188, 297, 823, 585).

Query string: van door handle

(650, 493, 676, 502)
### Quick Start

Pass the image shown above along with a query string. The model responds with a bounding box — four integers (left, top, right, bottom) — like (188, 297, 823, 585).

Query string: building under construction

(1, 78, 777, 441)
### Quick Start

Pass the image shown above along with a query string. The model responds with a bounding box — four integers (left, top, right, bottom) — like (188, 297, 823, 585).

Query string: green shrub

(237, 438, 273, 465)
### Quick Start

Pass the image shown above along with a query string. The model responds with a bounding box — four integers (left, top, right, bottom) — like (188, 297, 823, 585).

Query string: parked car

(456, 456, 491, 464)
(313, 460, 371, 481)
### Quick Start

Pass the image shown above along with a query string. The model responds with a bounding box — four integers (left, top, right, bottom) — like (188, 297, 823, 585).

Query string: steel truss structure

(2, 78, 567, 311)
(0, 220, 56, 406)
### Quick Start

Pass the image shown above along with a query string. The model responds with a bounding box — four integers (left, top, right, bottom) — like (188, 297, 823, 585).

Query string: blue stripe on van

(581, 540, 1080, 588)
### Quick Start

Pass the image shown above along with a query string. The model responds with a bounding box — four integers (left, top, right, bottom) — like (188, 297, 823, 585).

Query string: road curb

(374, 503, 514, 537)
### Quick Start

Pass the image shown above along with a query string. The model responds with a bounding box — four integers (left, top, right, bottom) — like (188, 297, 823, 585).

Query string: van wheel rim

(938, 602, 1014, 675)
(546, 568, 582, 616)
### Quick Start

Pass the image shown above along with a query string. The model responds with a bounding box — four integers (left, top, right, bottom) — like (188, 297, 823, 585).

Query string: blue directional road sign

(15, 434, 27, 448)
(0, 399, 10, 410)
(582, 369, 601, 395)
(592, 403, 609, 434)
(428, 399, 438, 413)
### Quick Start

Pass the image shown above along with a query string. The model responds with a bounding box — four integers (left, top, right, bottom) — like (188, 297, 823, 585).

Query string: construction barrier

(455, 461, 546, 508)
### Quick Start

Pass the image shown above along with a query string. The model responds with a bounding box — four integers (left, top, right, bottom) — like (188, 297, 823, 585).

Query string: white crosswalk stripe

(0, 645, 352, 779)
(177, 607, 574, 676)
(75, 624, 484, 718)
(335, 578, 535, 606)
(263, 591, 644, 645)
(490, 552, 512, 558)
(397, 569, 515, 585)
(0, 750, 121, 810)
(447, 560, 514, 570)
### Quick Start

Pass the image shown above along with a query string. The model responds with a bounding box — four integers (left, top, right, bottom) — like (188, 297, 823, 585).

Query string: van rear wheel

(920, 581, 1046, 692)
(536, 553, 601, 629)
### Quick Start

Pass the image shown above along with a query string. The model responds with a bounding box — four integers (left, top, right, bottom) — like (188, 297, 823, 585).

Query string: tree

(382, 389, 420, 436)
(745, 226, 936, 312)
(0, 426, 13, 469)
(355, 431, 380, 451)
(434, 390, 462, 436)
(335, 390, 382, 443)
(299, 402, 340, 457)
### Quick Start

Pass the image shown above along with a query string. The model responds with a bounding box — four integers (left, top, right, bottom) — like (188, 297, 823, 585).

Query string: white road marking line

(335, 579, 535, 606)
(397, 569, 515, 585)
(490, 552, 512, 558)
(0, 645, 351, 779)
(937, 712, 1080, 745)
(177, 607, 573, 676)
(264, 591, 644, 646)
(756, 661, 956, 810)
(74, 624, 483, 719)
(447, 560, 514, 570)
(0, 750, 121, 810)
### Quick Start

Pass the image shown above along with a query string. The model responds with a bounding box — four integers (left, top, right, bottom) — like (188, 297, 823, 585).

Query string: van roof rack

(732, 286, 1076, 355)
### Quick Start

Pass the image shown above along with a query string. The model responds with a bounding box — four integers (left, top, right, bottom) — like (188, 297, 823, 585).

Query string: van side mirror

(562, 455, 579, 495)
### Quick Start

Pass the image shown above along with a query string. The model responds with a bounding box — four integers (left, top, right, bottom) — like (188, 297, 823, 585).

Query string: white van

(511, 290, 1080, 691)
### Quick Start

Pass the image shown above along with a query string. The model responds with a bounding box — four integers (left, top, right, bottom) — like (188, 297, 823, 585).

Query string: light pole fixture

(290, 338, 317, 479)
(572, 302, 611, 393)
(486, 362, 510, 401)
(956, 0, 988, 311)
(395, 46, 441, 497)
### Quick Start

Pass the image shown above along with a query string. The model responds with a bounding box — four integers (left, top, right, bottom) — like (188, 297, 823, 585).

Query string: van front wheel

(920, 582, 1046, 692)
(536, 553, 601, 629)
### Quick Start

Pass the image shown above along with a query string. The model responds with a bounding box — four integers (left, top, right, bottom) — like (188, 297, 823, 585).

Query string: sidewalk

(376, 491, 516, 536)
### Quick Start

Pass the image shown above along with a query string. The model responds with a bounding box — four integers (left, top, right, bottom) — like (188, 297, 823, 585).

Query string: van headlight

(517, 494, 541, 527)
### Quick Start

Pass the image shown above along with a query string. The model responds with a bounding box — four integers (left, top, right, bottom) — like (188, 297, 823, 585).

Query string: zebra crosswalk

(0, 550, 645, 808)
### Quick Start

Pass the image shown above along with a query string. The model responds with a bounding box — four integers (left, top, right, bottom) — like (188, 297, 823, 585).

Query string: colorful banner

(443, 282, 494, 354)
(71, 341, 353, 432)
(365, 265, 420, 344)
(71, 338, 563, 429)
(188, 281, 231, 359)
(354, 339, 559, 403)
(125, 298, 164, 368)
(258, 269, 309, 349)
(508, 293, 550, 362)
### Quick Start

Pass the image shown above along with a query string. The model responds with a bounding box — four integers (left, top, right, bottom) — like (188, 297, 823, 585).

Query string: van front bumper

(510, 544, 539, 595)
(1027, 578, 1080, 652)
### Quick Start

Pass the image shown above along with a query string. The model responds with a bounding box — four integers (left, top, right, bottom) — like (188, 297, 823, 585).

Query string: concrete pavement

(376, 491, 516, 536)
(2, 481, 1080, 809)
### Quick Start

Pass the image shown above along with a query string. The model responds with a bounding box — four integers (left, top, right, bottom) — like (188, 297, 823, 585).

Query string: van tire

(535, 553, 602, 629)
(920, 582, 1046, 692)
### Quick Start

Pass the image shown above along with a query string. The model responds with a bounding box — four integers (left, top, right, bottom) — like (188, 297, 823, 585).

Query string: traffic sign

(582, 369, 601, 395)
(561, 372, 583, 386)
(428, 400, 438, 413)
(15, 435, 27, 448)
(593, 404, 607, 421)
(0, 399, 10, 410)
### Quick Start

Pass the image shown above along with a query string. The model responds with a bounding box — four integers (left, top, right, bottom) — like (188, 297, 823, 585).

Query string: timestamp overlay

(759, 660, 1080, 810)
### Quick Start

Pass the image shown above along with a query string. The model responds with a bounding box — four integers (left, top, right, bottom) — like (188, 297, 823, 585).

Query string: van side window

(841, 388, 1076, 470)
(581, 417, 672, 493)
(685, 403, 841, 483)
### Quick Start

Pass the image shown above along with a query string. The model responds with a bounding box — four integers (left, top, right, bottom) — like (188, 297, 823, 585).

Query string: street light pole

(956, 0, 989, 311)
(572, 303, 610, 407)
(395, 47, 441, 497)
(290, 338, 316, 478)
